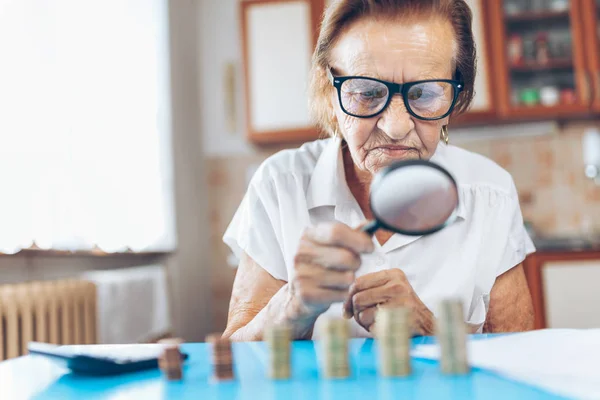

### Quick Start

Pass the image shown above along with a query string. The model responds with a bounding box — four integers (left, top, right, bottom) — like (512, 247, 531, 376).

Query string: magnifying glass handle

(361, 220, 380, 236)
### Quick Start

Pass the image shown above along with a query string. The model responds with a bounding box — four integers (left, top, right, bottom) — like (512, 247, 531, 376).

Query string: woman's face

(330, 16, 457, 176)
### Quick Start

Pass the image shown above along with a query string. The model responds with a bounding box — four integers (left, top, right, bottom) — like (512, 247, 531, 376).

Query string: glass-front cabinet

(490, 0, 593, 119)
(452, 0, 498, 124)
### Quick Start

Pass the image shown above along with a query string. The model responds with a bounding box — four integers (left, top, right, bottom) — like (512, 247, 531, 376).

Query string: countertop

(532, 236, 600, 252)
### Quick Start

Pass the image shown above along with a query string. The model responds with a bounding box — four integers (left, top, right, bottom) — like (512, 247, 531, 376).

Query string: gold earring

(441, 125, 449, 145)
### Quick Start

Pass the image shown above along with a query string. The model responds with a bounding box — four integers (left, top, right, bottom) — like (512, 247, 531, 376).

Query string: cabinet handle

(583, 70, 592, 104)
(595, 71, 600, 107)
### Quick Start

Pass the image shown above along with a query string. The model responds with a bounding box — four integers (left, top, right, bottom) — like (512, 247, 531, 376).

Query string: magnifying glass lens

(365, 161, 459, 236)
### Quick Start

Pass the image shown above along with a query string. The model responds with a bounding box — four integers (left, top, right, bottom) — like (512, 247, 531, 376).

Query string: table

(0, 336, 567, 400)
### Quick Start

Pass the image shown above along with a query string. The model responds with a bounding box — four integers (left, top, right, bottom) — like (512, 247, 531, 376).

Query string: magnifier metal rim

(369, 159, 460, 237)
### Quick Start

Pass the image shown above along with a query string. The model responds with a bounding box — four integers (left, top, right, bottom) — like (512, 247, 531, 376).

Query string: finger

(343, 271, 388, 318)
(353, 284, 410, 314)
(342, 291, 354, 319)
(304, 223, 374, 254)
(352, 287, 386, 316)
(369, 322, 377, 334)
(356, 307, 377, 332)
(344, 269, 408, 317)
(301, 286, 349, 306)
(353, 270, 395, 292)
(347, 270, 392, 301)
(294, 263, 355, 290)
(353, 221, 371, 231)
(353, 286, 414, 317)
(297, 243, 362, 271)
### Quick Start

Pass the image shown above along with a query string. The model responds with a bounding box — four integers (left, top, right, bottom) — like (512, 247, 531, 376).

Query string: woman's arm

(223, 223, 374, 341)
(222, 252, 319, 341)
(483, 263, 535, 333)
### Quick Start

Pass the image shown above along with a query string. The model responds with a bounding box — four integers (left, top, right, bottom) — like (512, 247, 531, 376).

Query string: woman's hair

(309, 0, 476, 137)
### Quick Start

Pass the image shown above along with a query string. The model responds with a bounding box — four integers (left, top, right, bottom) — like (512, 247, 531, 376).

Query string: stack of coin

(206, 333, 235, 381)
(158, 344, 183, 381)
(435, 298, 469, 375)
(265, 323, 292, 379)
(320, 318, 350, 379)
(375, 306, 412, 377)
(158, 337, 184, 347)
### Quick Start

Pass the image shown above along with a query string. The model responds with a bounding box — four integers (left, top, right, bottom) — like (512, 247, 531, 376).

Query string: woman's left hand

(342, 268, 435, 335)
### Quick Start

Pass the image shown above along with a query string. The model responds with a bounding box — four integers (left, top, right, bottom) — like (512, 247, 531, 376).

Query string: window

(0, 0, 175, 253)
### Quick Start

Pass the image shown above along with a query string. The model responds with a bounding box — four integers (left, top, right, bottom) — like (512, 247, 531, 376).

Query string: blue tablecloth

(0, 336, 568, 399)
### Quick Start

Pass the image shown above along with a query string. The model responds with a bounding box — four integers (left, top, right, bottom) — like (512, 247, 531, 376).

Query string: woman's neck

(342, 145, 373, 220)
(342, 144, 395, 246)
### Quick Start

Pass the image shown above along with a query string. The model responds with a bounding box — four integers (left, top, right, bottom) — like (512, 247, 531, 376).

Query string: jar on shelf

(560, 88, 576, 104)
(521, 88, 541, 106)
(535, 33, 551, 65)
(508, 34, 524, 65)
(540, 86, 560, 106)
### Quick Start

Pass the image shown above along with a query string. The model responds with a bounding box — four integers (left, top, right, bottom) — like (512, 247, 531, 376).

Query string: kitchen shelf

(505, 103, 590, 118)
(505, 10, 570, 23)
(510, 59, 574, 72)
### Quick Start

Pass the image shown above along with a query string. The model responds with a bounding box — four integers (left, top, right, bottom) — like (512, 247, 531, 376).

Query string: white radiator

(80, 264, 171, 344)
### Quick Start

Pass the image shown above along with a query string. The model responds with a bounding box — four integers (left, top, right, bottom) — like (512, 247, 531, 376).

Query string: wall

(199, 0, 254, 157)
(461, 122, 600, 236)
(198, 0, 282, 330)
(166, 0, 213, 341)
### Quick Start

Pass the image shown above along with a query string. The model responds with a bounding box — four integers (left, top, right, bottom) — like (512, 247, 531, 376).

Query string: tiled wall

(207, 121, 600, 330)
(207, 150, 283, 331)
(459, 122, 600, 236)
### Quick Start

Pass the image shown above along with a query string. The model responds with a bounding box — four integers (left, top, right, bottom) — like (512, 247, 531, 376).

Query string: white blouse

(223, 137, 535, 338)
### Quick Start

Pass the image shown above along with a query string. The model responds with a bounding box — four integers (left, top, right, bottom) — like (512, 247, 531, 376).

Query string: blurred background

(0, 0, 599, 361)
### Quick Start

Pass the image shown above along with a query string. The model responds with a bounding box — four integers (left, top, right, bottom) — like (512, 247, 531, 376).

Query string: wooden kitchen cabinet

(240, 0, 325, 145)
(452, 0, 499, 125)
(581, 0, 600, 112)
(488, 0, 596, 120)
(523, 250, 600, 329)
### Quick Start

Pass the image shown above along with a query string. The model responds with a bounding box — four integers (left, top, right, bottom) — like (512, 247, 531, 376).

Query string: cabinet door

(452, 0, 498, 125)
(542, 260, 600, 328)
(581, 0, 600, 112)
(489, 0, 592, 120)
(240, 0, 325, 145)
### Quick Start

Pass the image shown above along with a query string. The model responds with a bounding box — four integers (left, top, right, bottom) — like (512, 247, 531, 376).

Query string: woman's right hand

(287, 222, 374, 323)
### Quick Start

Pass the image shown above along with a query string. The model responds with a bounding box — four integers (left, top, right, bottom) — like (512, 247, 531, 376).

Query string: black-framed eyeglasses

(327, 67, 463, 121)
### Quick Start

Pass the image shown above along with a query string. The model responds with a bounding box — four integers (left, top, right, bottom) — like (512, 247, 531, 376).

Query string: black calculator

(28, 342, 189, 376)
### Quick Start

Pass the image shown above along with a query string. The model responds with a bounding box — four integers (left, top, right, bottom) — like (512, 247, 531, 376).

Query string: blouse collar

(306, 137, 467, 249)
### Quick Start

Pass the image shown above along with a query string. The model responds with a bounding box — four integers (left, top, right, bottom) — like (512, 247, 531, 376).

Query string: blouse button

(375, 256, 385, 267)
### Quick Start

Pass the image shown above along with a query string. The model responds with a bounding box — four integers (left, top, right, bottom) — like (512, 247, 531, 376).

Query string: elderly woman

(223, 0, 535, 340)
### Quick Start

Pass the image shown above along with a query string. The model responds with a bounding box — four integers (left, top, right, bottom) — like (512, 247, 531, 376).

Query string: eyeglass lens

(340, 78, 455, 118)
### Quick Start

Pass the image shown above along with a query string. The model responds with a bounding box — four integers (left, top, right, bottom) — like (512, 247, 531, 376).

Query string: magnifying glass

(362, 160, 459, 236)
